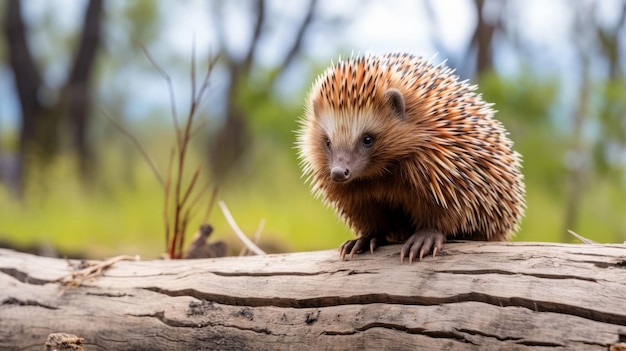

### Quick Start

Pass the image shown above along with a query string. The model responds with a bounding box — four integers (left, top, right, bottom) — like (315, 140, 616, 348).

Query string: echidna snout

(331, 165, 350, 182)
(330, 153, 351, 183)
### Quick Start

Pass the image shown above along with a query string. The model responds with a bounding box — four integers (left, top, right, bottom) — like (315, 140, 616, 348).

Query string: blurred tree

(563, 1, 626, 239)
(563, 3, 592, 239)
(423, 0, 506, 78)
(93, 0, 161, 190)
(3, 0, 43, 194)
(466, 0, 504, 77)
(593, 2, 626, 178)
(207, 0, 319, 180)
(66, 0, 102, 181)
(477, 71, 560, 188)
(597, 3, 626, 79)
(3, 0, 102, 194)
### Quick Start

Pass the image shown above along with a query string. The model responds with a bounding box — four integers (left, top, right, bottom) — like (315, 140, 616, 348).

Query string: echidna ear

(384, 88, 405, 120)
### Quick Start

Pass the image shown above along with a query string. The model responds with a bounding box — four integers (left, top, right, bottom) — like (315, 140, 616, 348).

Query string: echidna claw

(339, 235, 383, 261)
(401, 230, 445, 264)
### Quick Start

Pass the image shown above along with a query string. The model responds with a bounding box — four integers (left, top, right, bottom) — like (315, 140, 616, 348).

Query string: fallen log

(1, 242, 625, 350)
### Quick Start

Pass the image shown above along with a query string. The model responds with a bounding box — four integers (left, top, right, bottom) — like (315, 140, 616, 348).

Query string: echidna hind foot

(339, 234, 387, 261)
(400, 230, 446, 263)
(339, 230, 445, 263)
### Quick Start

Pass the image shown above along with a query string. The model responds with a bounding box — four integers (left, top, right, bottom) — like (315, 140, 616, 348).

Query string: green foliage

(0, 120, 352, 258)
(592, 78, 626, 179)
(477, 70, 626, 243)
(217, 137, 352, 251)
(0, 152, 164, 258)
(478, 69, 558, 129)
(478, 70, 567, 194)
(467, 70, 575, 241)
(236, 67, 304, 146)
(119, 0, 160, 45)
(3, 60, 626, 258)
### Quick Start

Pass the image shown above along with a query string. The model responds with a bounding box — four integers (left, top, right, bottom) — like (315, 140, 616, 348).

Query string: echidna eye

(362, 135, 373, 147)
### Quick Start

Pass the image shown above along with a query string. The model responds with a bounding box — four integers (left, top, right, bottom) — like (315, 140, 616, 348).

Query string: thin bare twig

(191, 35, 197, 109)
(170, 66, 203, 259)
(276, 0, 317, 74)
(193, 54, 220, 107)
(218, 200, 266, 255)
(239, 218, 265, 256)
(163, 148, 175, 255)
(178, 208, 192, 257)
(187, 180, 211, 211)
(142, 45, 182, 148)
(142, 43, 218, 259)
(101, 112, 164, 188)
(171, 103, 193, 258)
(168, 51, 218, 259)
(55, 255, 139, 290)
(243, 0, 266, 71)
(567, 230, 598, 244)
(191, 44, 220, 107)
(189, 118, 209, 139)
(180, 163, 203, 207)
(176, 184, 212, 236)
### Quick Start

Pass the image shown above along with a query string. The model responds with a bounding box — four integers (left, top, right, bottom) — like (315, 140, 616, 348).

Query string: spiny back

(297, 52, 526, 241)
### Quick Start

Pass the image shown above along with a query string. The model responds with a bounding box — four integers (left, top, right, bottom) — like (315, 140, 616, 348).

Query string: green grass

(1, 131, 624, 259)
(515, 185, 563, 242)
(215, 138, 352, 252)
(0, 154, 165, 258)
(573, 179, 626, 243)
(0, 134, 352, 258)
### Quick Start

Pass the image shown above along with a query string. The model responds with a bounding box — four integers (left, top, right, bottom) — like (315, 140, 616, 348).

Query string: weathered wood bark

(1, 242, 625, 350)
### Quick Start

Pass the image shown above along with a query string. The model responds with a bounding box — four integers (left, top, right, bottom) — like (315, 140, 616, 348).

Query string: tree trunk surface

(1, 242, 625, 351)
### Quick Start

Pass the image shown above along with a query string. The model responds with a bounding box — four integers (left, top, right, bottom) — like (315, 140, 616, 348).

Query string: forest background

(1, 0, 625, 258)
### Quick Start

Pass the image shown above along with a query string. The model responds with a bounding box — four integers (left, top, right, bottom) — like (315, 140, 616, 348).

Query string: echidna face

(312, 101, 407, 184)
(323, 116, 377, 183)
(297, 54, 418, 187)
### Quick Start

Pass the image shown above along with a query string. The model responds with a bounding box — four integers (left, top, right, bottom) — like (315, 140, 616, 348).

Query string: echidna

(296, 52, 526, 263)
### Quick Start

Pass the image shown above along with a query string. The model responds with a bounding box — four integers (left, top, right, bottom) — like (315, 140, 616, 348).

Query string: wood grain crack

(0, 267, 51, 285)
(209, 268, 377, 277)
(128, 311, 276, 336)
(322, 323, 480, 345)
(438, 269, 599, 282)
(455, 327, 524, 342)
(143, 286, 626, 327)
(2, 297, 58, 310)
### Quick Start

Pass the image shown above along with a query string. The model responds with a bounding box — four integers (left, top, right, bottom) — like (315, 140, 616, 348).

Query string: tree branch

(65, 0, 104, 177)
(101, 112, 164, 188)
(243, 0, 266, 73)
(275, 0, 317, 75)
(3, 0, 43, 188)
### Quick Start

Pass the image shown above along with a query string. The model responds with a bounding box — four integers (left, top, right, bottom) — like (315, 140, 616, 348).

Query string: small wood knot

(44, 333, 84, 351)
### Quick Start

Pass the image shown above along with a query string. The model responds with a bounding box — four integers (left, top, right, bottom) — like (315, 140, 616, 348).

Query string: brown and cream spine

(297, 52, 526, 262)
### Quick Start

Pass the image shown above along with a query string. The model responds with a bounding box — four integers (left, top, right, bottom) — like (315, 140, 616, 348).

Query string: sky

(0, 0, 623, 133)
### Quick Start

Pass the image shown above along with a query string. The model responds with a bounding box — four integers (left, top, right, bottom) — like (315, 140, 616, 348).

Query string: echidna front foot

(401, 230, 446, 263)
(339, 234, 386, 261)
